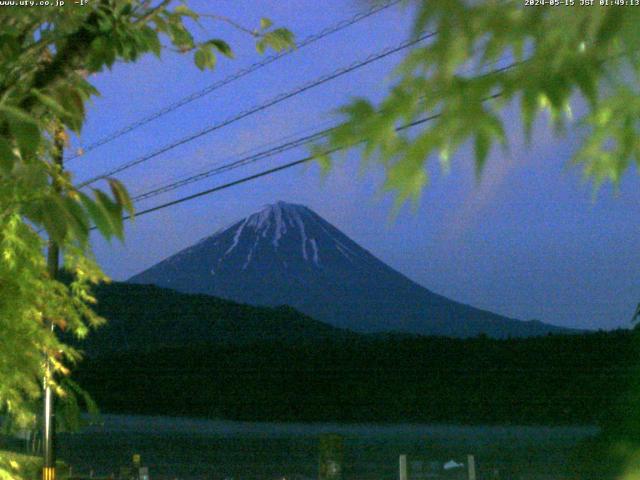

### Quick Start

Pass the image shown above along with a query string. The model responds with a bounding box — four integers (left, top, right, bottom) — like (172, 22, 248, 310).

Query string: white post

(399, 454, 408, 480)
(467, 454, 476, 480)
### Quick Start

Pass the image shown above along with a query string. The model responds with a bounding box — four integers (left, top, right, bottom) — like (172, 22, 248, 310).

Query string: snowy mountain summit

(220, 201, 343, 269)
(129, 201, 570, 338)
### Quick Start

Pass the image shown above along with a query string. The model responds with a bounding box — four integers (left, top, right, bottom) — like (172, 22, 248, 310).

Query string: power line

(129, 60, 518, 204)
(131, 126, 333, 202)
(116, 91, 508, 224)
(98, 110, 445, 230)
(66, 0, 402, 162)
(126, 153, 332, 221)
(85, 58, 525, 229)
(76, 31, 436, 189)
(131, 118, 337, 195)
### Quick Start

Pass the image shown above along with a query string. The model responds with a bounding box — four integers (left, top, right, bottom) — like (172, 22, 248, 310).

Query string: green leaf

(0, 138, 16, 173)
(97, 13, 113, 33)
(311, 144, 333, 174)
(62, 196, 91, 244)
(13, 162, 48, 191)
(86, 46, 102, 72)
(0, 106, 40, 159)
(195, 47, 217, 71)
(168, 23, 194, 50)
(116, 2, 133, 17)
(140, 26, 161, 57)
(56, 86, 86, 133)
(194, 49, 206, 70)
(385, 155, 428, 209)
(338, 98, 375, 124)
(596, 10, 625, 45)
(260, 17, 273, 30)
(257, 28, 295, 54)
(87, 36, 112, 71)
(108, 178, 135, 218)
(94, 189, 124, 240)
(41, 196, 70, 244)
(32, 90, 70, 118)
(474, 131, 490, 178)
(206, 39, 234, 58)
(521, 88, 538, 144)
(174, 5, 199, 19)
(574, 66, 598, 109)
(79, 191, 113, 239)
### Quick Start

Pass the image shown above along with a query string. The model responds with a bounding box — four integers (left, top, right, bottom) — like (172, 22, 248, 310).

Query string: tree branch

(17, 4, 107, 113)
(199, 14, 259, 37)
(134, 0, 171, 25)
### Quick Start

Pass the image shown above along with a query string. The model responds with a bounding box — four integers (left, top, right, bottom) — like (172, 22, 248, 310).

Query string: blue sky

(67, 0, 639, 331)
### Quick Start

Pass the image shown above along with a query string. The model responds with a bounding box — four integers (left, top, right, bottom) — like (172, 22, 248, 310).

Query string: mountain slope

(77, 282, 358, 355)
(129, 201, 571, 338)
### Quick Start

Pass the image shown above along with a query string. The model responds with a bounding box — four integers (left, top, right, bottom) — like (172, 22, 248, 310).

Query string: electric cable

(93, 109, 450, 230)
(76, 31, 436, 189)
(66, 0, 403, 161)
(128, 59, 518, 204)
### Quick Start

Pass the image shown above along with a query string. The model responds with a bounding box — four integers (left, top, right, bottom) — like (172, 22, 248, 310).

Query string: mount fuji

(129, 201, 570, 338)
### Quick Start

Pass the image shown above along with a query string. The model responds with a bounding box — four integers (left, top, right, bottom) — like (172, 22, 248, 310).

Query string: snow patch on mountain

(290, 207, 309, 261)
(310, 238, 320, 265)
(225, 218, 248, 256)
(227, 201, 324, 267)
(243, 235, 261, 270)
(307, 211, 357, 261)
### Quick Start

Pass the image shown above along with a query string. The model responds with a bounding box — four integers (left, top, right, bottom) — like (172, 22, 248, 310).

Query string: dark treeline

(76, 329, 639, 426)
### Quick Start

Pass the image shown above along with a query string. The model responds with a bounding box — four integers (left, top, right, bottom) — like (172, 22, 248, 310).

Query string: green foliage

(0, 2, 293, 476)
(0, 451, 40, 480)
(316, 1, 640, 205)
(256, 27, 295, 55)
(0, 451, 69, 480)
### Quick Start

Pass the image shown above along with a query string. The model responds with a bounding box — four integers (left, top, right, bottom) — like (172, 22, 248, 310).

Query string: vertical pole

(467, 454, 476, 480)
(399, 454, 407, 480)
(43, 128, 64, 480)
